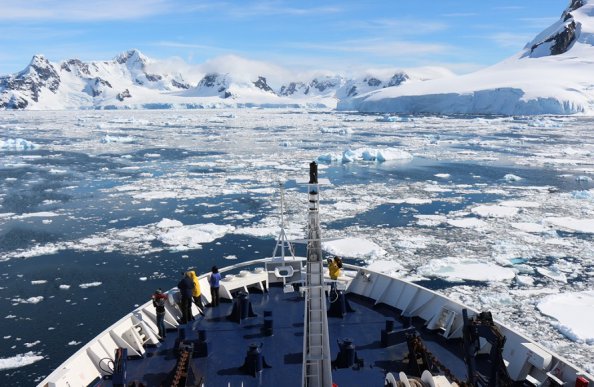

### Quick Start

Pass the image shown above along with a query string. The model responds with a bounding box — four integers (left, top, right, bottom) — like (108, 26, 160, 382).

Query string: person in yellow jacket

(327, 256, 342, 290)
(187, 270, 204, 312)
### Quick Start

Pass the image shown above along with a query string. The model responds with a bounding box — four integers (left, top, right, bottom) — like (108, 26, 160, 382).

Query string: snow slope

(338, 0, 594, 115)
(0, 50, 450, 110)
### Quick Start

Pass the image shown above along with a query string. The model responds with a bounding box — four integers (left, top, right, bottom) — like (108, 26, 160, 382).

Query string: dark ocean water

(2, 112, 594, 384)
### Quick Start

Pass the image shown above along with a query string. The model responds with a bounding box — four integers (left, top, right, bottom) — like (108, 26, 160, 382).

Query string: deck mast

(272, 182, 296, 262)
(301, 161, 333, 387)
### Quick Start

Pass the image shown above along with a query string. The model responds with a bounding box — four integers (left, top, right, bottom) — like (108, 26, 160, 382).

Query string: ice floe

(158, 223, 235, 250)
(471, 205, 519, 218)
(0, 351, 44, 370)
(79, 282, 102, 289)
(417, 258, 516, 282)
(545, 217, 594, 233)
(11, 296, 44, 304)
(0, 138, 37, 150)
(322, 237, 386, 260)
(537, 291, 594, 344)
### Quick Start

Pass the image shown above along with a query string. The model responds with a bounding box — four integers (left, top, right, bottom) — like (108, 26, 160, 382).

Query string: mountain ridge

(0, 49, 449, 110)
(338, 0, 594, 115)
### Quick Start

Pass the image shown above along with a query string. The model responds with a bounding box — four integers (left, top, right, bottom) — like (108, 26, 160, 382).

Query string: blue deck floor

(123, 284, 471, 386)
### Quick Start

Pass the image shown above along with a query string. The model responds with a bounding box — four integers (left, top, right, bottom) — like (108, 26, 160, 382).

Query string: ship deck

(120, 283, 473, 387)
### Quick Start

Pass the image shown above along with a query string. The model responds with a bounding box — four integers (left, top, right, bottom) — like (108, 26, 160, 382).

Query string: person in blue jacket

(177, 271, 194, 323)
(209, 266, 221, 307)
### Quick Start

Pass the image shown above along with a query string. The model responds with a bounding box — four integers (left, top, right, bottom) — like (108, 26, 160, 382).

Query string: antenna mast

(272, 182, 296, 262)
(301, 161, 332, 387)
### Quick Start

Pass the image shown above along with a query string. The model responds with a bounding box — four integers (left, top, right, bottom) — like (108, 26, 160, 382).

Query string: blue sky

(0, 0, 567, 75)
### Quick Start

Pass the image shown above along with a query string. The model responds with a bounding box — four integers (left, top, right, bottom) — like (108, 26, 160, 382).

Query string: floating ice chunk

(472, 205, 518, 218)
(446, 217, 487, 229)
(13, 212, 60, 219)
(139, 277, 147, 281)
(320, 127, 351, 135)
(545, 217, 594, 233)
(59, 285, 70, 290)
(134, 191, 177, 200)
(515, 275, 535, 286)
(375, 115, 397, 122)
(157, 218, 183, 229)
(322, 237, 386, 260)
(317, 153, 341, 163)
(158, 223, 235, 250)
(0, 351, 44, 370)
(224, 255, 238, 260)
(79, 282, 102, 289)
(504, 174, 522, 182)
(376, 148, 413, 162)
(24, 340, 40, 348)
(68, 340, 81, 346)
(0, 138, 37, 151)
(538, 291, 594, 344)
(49, 169, 67, 174)
(366, 259, 404, 275)
(414, 214, 447, 227)
(341, 147, 412, 163)
(11, 296, 44, 304)
(499, 200, 540, 208)
(536, 267, 568, 283)
(144, 153, 161, 158)
(390, 198, 433, 205)
(79, 237, 110, 247)
(434, 173, 450, 179)
(100, 135, 135, 143)
(571, 190, 594, 200)
(575, 176, 591, 182)
(418, 259, 515, 282)
(31, 280, 47, 285)
(510, 222, 548, 233)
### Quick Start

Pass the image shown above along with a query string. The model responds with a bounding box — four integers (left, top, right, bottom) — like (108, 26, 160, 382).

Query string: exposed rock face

(171, 79, 190, 89)
(0, 55, 61, 107)
(565, 0, 585, 15)
(529, 0, 586, 57)
(253, 76, 274, 93)
(171, 79, 191, 89)
(116, 89, 131, 101)
(85, 77, 113, 97)
(196, 73, 234, 98)
(61, 59, 91, 76)
(279, 82, 308, 96)
(198, 73, 219, 88)
(310, 77, 342, 93)
(387, 72, 409, 87)
(365, 77, 381, 87)
(531, 20, 577, 56)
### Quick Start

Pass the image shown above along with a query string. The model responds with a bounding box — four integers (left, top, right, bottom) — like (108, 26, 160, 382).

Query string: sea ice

(0, 351, 44, 370)
(79, 282, 102, 289)
(538, 291, 594, 344)
(322, 237, 386, 259)
(471, 205, 519, 218)
(158, 223, 235, 250)
(417, 259, 516, 282)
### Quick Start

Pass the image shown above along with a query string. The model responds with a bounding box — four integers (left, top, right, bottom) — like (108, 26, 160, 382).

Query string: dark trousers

(180, 296, 191, 323)
(193, 295, 204, 310)
(156, 312, 166, 338)
(210, 286, 220, 307)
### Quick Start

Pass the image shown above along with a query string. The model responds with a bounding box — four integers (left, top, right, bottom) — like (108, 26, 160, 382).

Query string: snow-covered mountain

(0, 50, 449, 110)
(338, 0, 594, 115)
